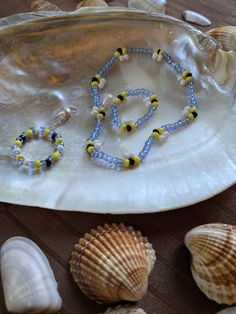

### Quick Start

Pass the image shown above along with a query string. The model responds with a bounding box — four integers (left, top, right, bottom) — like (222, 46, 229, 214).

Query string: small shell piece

(76, 0, 108, 10)
(217, 307, 236, 314)
(70, 223, 156, 304)
(31, 0, 61, 12)
(207, 26, 236, 51)
(182, 10, 211, 27)
(185, 223, 236, 305)
(103, 305, 147, 314)
(128, 0, 166, 14)
(0, 237, 62, 313)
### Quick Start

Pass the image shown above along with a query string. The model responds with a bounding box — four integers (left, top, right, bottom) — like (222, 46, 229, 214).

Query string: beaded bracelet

(10, 127, 64, 172)
(87, 47, 198, 170)
(111, 88, 159, 133)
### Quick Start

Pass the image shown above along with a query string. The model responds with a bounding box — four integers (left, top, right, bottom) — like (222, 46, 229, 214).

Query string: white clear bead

(152, 53, 158, 60)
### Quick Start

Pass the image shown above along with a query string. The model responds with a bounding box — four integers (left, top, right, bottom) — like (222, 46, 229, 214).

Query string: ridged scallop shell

(31, 0, 61, 12)
(76, 0, 108, 10)
(207, 26, 236, 51)
(0, 237, 62, 313)
(128, 0, 166, 14)
(185, 223, 236, 305)
(70, 223, 156, 303)
(102, 305, 147, 313)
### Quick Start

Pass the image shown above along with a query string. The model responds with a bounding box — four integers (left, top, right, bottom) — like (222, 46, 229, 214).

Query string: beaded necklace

(86, 47, 198, 170)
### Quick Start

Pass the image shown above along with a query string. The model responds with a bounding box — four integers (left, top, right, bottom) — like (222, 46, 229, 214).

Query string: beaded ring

(10, 127, 64, 172)
(86, 47, 198, 170)
(111, 88, 159, 133)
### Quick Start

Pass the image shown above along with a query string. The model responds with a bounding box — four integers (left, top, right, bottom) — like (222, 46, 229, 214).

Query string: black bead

(151, 98, 157, 104)
(153, 129, 158, 133)
(19, 134, 27, 143)
(126, 125, 132, 132)
(186, 73, 192, 78)
(157, 49, 161, 54)
(117, 48, 122, 54)
(91, 77, 99, 83)
(51, 131, 57, 141)
(129, 158, 135, 166)
(117, 95, 124, 101)
(101, 111, 106, 117)
(45, 158, 52, 167)
(192, 111, 198, 118)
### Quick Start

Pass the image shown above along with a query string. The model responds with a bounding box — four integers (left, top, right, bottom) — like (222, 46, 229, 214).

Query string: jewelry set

(10, 47, 198, 173)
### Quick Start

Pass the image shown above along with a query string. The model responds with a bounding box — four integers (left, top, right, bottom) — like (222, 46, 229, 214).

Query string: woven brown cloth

(0, 1, 236, 313)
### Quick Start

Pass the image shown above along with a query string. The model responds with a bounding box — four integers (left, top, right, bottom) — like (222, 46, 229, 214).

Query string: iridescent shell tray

(0, 8, 235, 214)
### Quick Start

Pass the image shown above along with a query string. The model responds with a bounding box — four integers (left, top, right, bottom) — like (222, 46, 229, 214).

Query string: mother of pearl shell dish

(0, 8, 236, 213)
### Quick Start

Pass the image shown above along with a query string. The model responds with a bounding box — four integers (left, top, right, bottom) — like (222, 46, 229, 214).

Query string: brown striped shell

(102, 305, 147, 313)
(70, 223, 156, 304)
(76, 0, 108, 10)
(185, 223, 236, 305)
(31, 0, 61, 12)
(207, 26, 236, 51)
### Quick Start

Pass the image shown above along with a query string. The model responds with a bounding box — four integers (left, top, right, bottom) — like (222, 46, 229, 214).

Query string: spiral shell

(31, 0, 61, 12)
(70, 223, 156, 304)
(185, 223, 236, 305)
(0, 237, 62, 313)
(128, 0, 166, 14)
(76, 0, 108, 10)
(207, 26, 236, 51)
(102, 305, 147, 314)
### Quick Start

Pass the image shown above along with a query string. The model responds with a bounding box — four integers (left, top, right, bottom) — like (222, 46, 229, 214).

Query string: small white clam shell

(182, 10, 211, 27)
(217, 307, 236, 314)
(0, 237, 62, 313)
(128, 0, 166, 14)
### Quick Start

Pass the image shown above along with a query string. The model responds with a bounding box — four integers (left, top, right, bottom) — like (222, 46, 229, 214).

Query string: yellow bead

(130, 122, 136, 130)
(25, 129, 33, 138)
(44, 129, 50, 136)
(120, 91, 127, 97)
(158, 127, 163, 135)
(190, 107, 197, 113)
(87, 146, 94, 154)
(114, 51, 121, 58)
(188, 113, 194, 119)
(95, 74, 101, 80)
(97, 113, 104, 119)
(122, 47, 127, 54)
(91, 81, 98, 86)
(124, 159, 130, 168)
(159, 49, 164, 55)
(16, 154, 24, 161)
(35, 160, 41, 169)
(151, 132, 160, 140)
(14, 140, 22, 147)
(86, 140, 93, 146)
(133, 156, 140, 165)
(56, 138, 63, 144)
(186, 77, 192, 82)
(154, 49, 158, 53)
(114, 97, 121, 104)
(150, 95, 157, 101)
(53, 152, 61, 161)
(120, 124, 127, 132)
(152, 101, 159, 107)
(182, 71, 188, 78)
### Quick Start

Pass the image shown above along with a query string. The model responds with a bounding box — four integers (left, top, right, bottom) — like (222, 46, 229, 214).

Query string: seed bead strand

(86, 47, 198, 170)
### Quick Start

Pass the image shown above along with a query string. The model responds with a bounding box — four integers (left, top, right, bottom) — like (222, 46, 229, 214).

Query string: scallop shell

(128, 0, 166, 14)
(31, 0, 62, 12)
(185, 223, 236, 305)
(76, 0, 108, 10)
(70, 223, 156, 303)
(0, 236, 62, 313)
(102, 305, 147, 314)
(207, 26, 236, 51)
